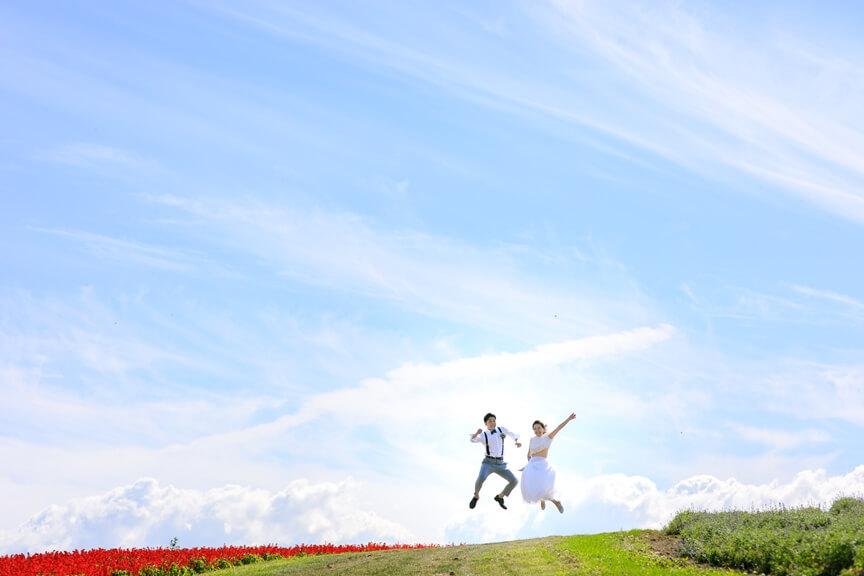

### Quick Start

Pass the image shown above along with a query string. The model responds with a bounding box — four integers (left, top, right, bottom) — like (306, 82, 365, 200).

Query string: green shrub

(664, 496, 864, 576)
(831, 497, 864, 516)
(664, 510, 701, 535)
(187, 556, 208, 573)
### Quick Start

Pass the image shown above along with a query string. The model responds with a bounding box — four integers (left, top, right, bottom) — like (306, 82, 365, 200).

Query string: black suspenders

(484, 427, 505, 457)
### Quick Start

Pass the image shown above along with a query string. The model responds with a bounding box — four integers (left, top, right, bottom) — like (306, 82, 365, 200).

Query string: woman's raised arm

(547, 412, 576, 439)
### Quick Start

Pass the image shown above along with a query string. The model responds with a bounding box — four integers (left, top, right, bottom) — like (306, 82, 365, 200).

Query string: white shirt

(471, 426, 520, 458)
(528, 434, 552, 457)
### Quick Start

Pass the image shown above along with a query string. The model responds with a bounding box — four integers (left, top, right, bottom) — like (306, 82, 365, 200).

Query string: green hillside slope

(208, 530, 743, 576)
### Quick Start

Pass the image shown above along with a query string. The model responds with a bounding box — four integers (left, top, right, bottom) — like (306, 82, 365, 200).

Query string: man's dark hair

(483, 412, 496, 423)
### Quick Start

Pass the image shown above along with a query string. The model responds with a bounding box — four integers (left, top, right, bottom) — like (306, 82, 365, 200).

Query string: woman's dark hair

(532, 420, 546, 430)
(483, 412, 496, 423)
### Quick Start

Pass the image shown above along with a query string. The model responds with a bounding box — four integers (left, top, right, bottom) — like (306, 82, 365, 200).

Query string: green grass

(203, 530, 745, 576)
(122, 499, 864, 575)
(665, 497, 864, 576)
(558, 532, 742, 576)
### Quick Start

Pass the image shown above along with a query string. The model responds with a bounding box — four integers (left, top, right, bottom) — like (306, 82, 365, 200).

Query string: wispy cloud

(792, 285, 864, 312)
(145, 195, 659, 339)
(544, 1, 864, 222)
(0, 289, 193, 379)
(195, 1, 682, 172)
(729, 424, 831, 451)
(198, 1, 864, 223)
(0, 364, 284, 448)
(32, 228, 200, 273)
(46, 143, 161, 173)
(679, 282, 864, 326)
(0, 285, 414, 449)
(173, 324, 677, 456)
(760, 362, 864, 428)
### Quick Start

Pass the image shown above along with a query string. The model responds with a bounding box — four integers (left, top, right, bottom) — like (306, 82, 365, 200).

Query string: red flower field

(0, 543, 436, 576)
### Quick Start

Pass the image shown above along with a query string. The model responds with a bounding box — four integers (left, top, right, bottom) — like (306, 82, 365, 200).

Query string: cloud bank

(0, 478, 412, 554)
(5, 466, 863, 553)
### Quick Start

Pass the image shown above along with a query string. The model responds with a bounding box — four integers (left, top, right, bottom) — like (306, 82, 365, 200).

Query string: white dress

(520, 434, 557, 503)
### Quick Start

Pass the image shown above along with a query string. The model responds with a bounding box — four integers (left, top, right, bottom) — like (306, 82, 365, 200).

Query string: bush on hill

(664, 497, 864, 576)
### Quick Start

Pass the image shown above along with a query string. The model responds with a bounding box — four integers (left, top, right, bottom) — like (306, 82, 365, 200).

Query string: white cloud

(0, 477, 412, 554)
(585, 464, 864, 528)
(8, 466, 862, 554)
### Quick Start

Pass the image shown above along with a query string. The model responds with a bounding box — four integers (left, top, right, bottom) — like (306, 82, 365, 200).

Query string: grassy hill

(206, 530, 744, 576)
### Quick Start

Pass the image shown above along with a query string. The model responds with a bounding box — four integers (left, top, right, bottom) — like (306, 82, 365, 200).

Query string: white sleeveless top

(528, 434, 552, 456)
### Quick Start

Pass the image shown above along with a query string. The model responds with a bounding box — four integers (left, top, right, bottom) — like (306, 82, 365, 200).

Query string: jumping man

(468, 412, 522, 510)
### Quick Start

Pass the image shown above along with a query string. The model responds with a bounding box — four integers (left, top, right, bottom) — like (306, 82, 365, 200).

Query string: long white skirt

(520, 456, 557, 503)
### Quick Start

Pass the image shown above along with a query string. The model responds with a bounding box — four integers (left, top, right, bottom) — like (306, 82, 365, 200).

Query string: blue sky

(2, 0, 864, 552)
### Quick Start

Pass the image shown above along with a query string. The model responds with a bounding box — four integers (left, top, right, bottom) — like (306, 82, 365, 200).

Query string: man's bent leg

(474, 463, 493, 495)
(493, 467, 518, 496)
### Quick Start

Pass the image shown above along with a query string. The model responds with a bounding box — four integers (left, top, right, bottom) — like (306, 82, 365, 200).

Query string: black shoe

(494, 495, 507, 510)
(469, 496, 478, 509)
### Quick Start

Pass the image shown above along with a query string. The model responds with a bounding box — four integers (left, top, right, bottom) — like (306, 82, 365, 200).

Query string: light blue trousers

(474, 456, 518, 496)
